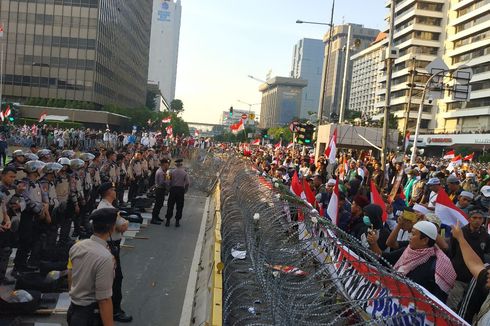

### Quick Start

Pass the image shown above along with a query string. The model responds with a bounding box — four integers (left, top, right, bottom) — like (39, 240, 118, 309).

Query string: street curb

(179, 194, 210, 326)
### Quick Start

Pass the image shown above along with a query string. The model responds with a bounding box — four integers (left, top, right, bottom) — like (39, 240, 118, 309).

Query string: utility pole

(317, 0, 335, 130)
(338, 24, 352, 124)
(403, 57, 417, 147)
(381, 0, 396, 169)
(0, 29, 4, 112)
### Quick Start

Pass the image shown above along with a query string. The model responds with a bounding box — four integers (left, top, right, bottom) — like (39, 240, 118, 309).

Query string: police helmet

(61, 150, 75, 159)
(43, 162, 63, 174)
(37, 149, 52, 159)
(24, 153, 39, 162)
(12, 150, 25, 157)
(79, 153, 95, 162)
(24, 160, 46, 174)
(69, 158, 85, 170)
(57, 157, 71, 166)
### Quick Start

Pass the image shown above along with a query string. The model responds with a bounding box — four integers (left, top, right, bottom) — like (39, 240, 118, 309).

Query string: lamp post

(296, 0, 335, 131)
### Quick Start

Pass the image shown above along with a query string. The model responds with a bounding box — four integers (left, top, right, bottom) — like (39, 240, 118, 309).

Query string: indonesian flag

(303, 177, 316, 206)
(324, 128, 337, 164)
(194, 129, 199, 137)
(230, 119, 244, 134)
(326, 179, 339, 225)
(165, 125, 173, 138)
(287, 142, 294, 149)
(443, 149, 455, 160)
(290, 171, 304, 198)
(274, 139, 282, 149)
(251, 138, 260, 146)
(435, 189, 468, 226)
(452, 155, 462, 166)
(4, 105, 11, 118)
(39, 111, 47, 122)
(370, 180, 388, 222)
(404, 131, 410, 152)
(463, 153, 474, 161)
(162, 117, 171, 123)
(0, 23, 4, 38)
(0, 111, 4, 122)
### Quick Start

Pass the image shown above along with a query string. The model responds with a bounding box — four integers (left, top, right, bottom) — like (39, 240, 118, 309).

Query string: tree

(170, 99, 184, 114)
(267, 126, 292, 142)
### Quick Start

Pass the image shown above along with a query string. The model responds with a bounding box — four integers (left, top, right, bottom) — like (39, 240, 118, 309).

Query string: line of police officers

(0, 145, 174, 325)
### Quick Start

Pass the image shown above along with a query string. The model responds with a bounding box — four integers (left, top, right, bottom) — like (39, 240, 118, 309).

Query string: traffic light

(8, 117, 14, 122)
(229, 106, 233, 117)
(297, 123, 315, 144)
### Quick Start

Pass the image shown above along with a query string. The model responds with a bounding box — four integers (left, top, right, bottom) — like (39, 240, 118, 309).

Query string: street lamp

(296, 0, 335, 132)
(237, 99, 260, 114)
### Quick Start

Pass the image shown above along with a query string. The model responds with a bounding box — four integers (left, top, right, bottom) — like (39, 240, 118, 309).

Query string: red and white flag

(452, 155, 462, 166)
(230, 119, 244, 134)
(274, 139, 282, 149)
(251, 138, 260, 146)
(39, 111, 47, 122)
(435, 189, 468, 226)
(0, 23, 4, 38)
(194, 129, 199, 137)
(370, 180, 388, 222)
(303, 177, 316, 206)
(4, 105, 11, 117)
(443, 149, 455, 160)
(404, 131, 410, 152)
(287, 142, 294, 149)
(290, 171, 304, 198)
(162, 117, 171, 123)
(463, 153, 474, 161)
(326, 179, 339, 225)
(324, 128, 337, 164)
(165, 125, 173, 138)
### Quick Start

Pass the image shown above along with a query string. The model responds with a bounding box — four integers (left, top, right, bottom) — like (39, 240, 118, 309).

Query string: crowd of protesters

(227, 143, 490, 325)
(0, 127, 204, 323)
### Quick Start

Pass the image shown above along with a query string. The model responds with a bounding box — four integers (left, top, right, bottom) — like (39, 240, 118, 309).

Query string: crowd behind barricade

(219, 143, 490, 325)
(0, 130, 206, 322)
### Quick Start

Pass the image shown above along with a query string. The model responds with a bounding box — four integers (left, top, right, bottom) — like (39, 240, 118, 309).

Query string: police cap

(89, 208, 118, 225)
(160, 158, 170, 164)
(99, 182, 115, 195)
(175, 158, 183, 164)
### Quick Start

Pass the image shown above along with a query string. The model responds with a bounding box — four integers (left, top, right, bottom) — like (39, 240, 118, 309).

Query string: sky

(175, 0, 387, 124)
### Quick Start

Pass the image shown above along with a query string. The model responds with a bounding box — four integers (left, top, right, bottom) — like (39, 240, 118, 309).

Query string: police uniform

(0, 181, 14, 283)
(39, 174, 60, 249)
(67, 209, 117, 326)
(151, 159, 169, 224)
(55, 171, 72, 244)
(127, 157, 143, 202)
(96, 183, 131, 322)
(165, 159, 190, 227)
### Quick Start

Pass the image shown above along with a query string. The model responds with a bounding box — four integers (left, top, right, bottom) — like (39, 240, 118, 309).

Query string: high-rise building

(0, 0, 152, 108)
(148, 0, 181, 111)
(349, 33, 387, 119)
(258, 76, 307, 129)
(321, 24, 380, 120)
(290, 38, 324, 120)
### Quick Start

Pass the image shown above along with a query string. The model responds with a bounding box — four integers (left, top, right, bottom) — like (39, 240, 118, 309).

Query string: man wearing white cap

(462, 173, 477, 194)
(393, 221, 456, 302)
(456, 191, 474, 215)
(424, 178, 441, 210)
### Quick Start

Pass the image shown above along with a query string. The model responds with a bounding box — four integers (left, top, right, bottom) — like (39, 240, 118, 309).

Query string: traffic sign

(289, 121, 299, 132)
(249, 113, 255, 120)
(241, 114, 248, 119)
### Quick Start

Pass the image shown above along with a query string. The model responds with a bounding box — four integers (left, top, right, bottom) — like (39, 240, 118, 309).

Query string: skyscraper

(148, 0, 182, 111)
(291, 38, 324, 120)
(0, 0, 152, 108)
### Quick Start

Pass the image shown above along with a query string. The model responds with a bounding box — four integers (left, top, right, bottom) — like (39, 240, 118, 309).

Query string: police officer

(127, 152, 143, 202)
(67, 208, 118, 326)
(56, 157, 72, 245)
(165, 158, 190, 227)
(70, 159, 87, 238)
(151, 159, 170, 225)
(0, 167, 16, 284)
(96, 182, 132, 323)
(80, 153, 96, 216)
(13, 160, 47, 274)
(39, 162, 63, 248)
(7, 150, 27, 181)
(115, 154, 127, 206)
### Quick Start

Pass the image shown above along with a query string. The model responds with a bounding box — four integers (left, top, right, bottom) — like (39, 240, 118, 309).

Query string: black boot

(175, 220, 180, 227)
(165, 219, 170, 227)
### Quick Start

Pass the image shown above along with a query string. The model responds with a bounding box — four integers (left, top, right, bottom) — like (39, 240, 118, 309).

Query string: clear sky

(175, 0, 387, 124)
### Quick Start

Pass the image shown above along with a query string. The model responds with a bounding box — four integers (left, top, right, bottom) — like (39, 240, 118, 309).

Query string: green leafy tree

(267, 126, 292, 142)
(170, 99, 184, 114)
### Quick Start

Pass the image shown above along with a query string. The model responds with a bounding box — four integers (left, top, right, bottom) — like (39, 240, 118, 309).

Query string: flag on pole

(0, 23, 4, 38)
(463, 153, 474, 161)
(290, 171, 304, 198)
(230, 119, 244, 134)
(4, 105, 11, 117)
(274, 139, 282, 149)
(194, 129, 199, 137)
(370, 180, 388, 222)
(165, 125, 173, 138)
(303, 177, 316, 206)
(162, 117, 171, 123)
(404, 131, 410, 152)
(443, 149, 455, 160)
(452, 155, 462, 166)
(435, 189, 468, 226)
(39, 111, 47, 123)
(326, 179, 339, 225)
(287, 142, 294, 149)
(251, 138, 260, 146)
(324, 128, 337, 164)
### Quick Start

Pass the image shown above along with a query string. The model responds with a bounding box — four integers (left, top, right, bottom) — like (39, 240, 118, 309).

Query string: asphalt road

(1, 188, 208, 326)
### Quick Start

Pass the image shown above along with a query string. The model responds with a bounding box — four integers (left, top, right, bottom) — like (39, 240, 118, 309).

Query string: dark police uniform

(67, 209, 116, 326)
(165, 159, 190, 227)
(151, 159, 169, 224)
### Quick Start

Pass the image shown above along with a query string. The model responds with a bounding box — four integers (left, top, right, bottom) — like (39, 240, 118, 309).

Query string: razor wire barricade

(214, 155, 469, 326)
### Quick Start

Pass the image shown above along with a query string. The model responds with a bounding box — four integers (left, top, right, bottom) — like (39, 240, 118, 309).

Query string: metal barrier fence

(193, 152, 467, 325)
